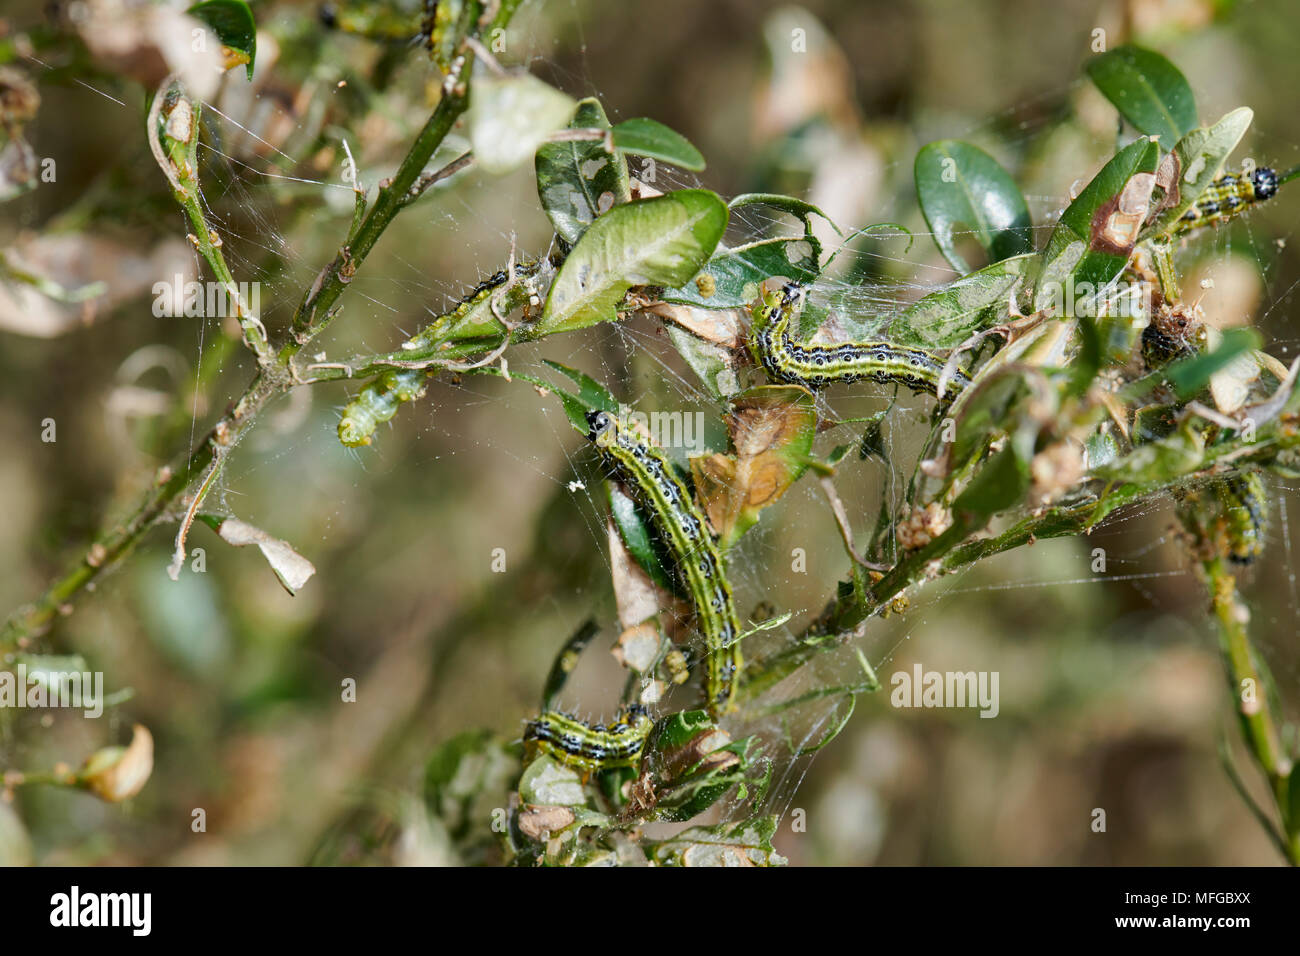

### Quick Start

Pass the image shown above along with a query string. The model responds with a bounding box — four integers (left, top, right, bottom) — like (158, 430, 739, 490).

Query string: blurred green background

(1, 0, 1298, 864)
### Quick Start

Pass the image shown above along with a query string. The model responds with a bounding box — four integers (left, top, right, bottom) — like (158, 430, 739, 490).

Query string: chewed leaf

(187, 0, 257, 80)
(661, 235, 820, 309)
(915, 140, 1033, 274)
(664, 322, 741, 401)
(612, 118, 705, 171)
(212, 517, 316, 594)
(690, 385, 816, 548)
(1142, 107, 1253, 240)
(1034, 138, 1160, 314)
(536, 97, 631, 244)
(727, 193, 839, 231)
(892, 252, 1039, 348)
(1085, 44, 1196, 145)
(542, 360, 619, 414)
(469, 71, 577, 175)
(537, 189, 728, 335)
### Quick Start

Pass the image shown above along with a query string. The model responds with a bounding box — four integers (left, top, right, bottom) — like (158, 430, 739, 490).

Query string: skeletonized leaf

(469, 71, 577, 175)
(535, 97, 631, 244)
(892, 252, 1039, 348)
(1142, 107, 1253, 239)
(661, 236, 820, 309)
(1034, 138, 1160, 314)
(691, 385, 816, 548)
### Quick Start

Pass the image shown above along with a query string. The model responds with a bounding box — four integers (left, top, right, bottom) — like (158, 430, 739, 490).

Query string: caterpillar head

(1252, 166, 1279, 202)
(586, 409, 617, 447)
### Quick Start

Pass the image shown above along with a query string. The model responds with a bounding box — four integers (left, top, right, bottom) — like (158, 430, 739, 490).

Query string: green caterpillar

(748, 283, 971, 399)
(586, 410, 743, 717)
(523, 705, 654, 774)
(337, 261, 541, 447)
(1170, 165, 1280, 238)
(1219, 472, 1266, 565)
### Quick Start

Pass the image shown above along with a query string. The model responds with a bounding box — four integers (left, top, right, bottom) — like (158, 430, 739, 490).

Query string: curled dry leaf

(606, 512, 687, 632)
(517, 805, 576, 842)
(644, 301, 744, 348)
(216, 517, 317, 594)
(611, 621, 661, 673)
(691, 385, 816, 547)
(80, 724, 154, 803)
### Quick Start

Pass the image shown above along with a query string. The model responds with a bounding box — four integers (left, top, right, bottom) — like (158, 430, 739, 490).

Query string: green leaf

(1033, 137, 1160, 314)
(537, 189, 728, 335)
(187, 0, 257, 80)
(727, 193, 838, 230)
(665, 324, 736, 402)
(892, 252, 1039, 348)
(1164, 328, 1263, 399)
(541, 360, 618, 413)
(535, 97, 631, 245)
(914, 140, 1033, 274)
(952, 445, 1030, 525)
(607, 482, 679, 596)
(611, 118, 705, 171)
(468, 71, 577, 175)
(1085, 44, 1196, 145)
(1142, 107, 1254, 239)
(660, 236, 820, 309)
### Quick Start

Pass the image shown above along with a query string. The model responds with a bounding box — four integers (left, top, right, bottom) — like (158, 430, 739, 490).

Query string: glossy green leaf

(915, 140, 1033, 274)
(537, 189, 728, 334)
(468, 72, 577, 175)
(1033, 138, 1160, 314)
(1085, 44, 1196, 145)
(535, 97, 631, 244)
(612, 117, 705, 171)
(187, 0, 257, 80)
(892, 252, 1039, 348)
(1142, 107, 1254, 239)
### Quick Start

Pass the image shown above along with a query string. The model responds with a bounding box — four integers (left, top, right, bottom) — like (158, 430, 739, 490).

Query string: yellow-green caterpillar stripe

(1220, 472, 1266, 565)
(337, 261, 541, 448)
(748, 283, 971, 399)
(1172, 166, 1279, 237)
(586, 410, 742, 717)
(524, 706, 654, 773)
(337, 369, 428, 447)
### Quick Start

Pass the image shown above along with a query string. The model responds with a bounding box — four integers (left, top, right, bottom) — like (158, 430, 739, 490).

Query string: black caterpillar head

(586, 409, 616, 442)
(1252, 166, 1279, 201)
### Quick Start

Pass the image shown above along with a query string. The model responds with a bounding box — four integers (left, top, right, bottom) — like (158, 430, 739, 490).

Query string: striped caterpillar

(586, 409, 743, 716)
(523, 705, 654, 774)
(1219, 472, 1266, 565)
(337, 260, 541, 447)
(748, 283, 971, 399)
(1170, 165, 1279, 238)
